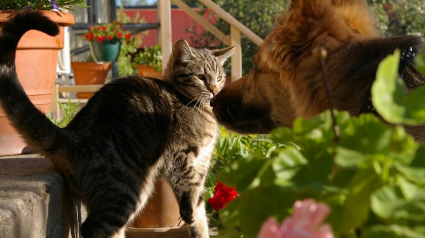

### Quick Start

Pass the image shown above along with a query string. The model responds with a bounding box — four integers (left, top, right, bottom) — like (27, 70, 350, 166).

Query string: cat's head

(163, 39, 234, 106)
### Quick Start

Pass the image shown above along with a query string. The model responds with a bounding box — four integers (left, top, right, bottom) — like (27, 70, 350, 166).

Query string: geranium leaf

(327, 169, 381, 235)
(371, 185, 425, 222)
(372, 50, 425, 125)
(362, 225, 425, 238)
(414, 53, 425, 75)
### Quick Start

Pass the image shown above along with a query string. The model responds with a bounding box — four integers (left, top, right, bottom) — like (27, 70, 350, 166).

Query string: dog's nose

(210, 96, 217, 107)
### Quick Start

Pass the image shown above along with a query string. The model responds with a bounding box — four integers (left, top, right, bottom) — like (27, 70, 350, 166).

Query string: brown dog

(211, 0, 425, 141)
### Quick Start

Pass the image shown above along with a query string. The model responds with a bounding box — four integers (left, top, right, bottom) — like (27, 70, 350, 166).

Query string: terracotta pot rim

(0, 10, 75, 26)
(126, 224, 190, 233)
(71, 61, 112, 65)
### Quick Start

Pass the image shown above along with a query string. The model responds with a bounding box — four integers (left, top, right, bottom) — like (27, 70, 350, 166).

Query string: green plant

(47, 99, 80, 128)
(209, 52, 425, 238)
(134, 45, 162, 72)
(204, 127, 286, 228)
(0, 0, 85, 11)
(116, 7, 145, 76)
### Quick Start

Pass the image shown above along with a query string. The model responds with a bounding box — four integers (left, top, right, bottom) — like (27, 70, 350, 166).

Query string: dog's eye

(196, 74, 206, 80)
(217, 76, 223, 82)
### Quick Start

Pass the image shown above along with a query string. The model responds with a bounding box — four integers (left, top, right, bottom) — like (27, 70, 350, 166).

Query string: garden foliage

(211, 52, 425, 238)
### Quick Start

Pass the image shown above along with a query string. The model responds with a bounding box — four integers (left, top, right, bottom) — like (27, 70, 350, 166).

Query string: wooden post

(158, 0, 172, 73)
(230, 26, 242, 82)
(171, 0, 231, 46)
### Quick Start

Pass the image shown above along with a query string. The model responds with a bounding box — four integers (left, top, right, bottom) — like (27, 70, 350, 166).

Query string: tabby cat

(0, 11, 234, 238)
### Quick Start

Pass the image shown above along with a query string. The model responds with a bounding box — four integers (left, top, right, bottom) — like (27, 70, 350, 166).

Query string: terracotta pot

(71, 62, 111, 99)
(0, 10, 75, 156)
(135, 65, 162, 80)
(126, 178, 190, 238)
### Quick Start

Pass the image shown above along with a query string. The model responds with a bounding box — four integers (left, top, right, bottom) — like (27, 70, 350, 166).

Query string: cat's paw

(179, 193, 197, 225)
(180, 204, 196, 225)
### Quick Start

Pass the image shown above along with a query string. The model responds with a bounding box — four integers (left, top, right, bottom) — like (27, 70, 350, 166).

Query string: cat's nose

(210, 96, 217, 107)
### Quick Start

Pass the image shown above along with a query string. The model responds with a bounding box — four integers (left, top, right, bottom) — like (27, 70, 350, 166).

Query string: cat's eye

(197, 74, 206, 80)
(217, 76, 223, 82)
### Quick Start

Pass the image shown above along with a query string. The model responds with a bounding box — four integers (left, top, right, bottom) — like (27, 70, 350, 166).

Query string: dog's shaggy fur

(212, 0, 425, 142)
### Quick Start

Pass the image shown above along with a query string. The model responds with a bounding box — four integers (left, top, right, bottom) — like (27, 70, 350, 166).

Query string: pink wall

(121, 8, 220, 48)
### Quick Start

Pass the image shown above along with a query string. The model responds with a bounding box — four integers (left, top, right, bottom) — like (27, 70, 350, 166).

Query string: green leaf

(405, 86, 425, 122)
(271, 147, 307, 186)
(396, 175, 419, 201)
(362, 225, 425, 238)
(327, 169, 381, 235)
(395, 164, 425, 184)
(414, 53, 425, 75)
(217, 157, 267, 192)
(372, 50, 425, 125)
(238, 194, 279, 238)
(371, 185, 425, 222)
(335, 147, 366, 167)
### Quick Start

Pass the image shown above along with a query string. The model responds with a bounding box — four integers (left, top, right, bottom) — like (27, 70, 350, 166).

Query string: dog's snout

(210, 96, 217, 107)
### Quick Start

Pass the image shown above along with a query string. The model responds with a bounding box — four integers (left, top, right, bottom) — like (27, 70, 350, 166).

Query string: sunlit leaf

(414, 53, 425, 75)
(372, 50, 425, 125)
(362, 225, 425, 238)
(371, 185, 425, 222)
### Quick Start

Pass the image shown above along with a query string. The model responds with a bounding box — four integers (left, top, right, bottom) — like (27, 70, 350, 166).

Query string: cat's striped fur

(0, 11, 234, 238)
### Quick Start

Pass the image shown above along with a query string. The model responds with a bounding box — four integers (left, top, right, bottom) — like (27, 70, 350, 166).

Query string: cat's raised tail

(0, 11, 73, 167)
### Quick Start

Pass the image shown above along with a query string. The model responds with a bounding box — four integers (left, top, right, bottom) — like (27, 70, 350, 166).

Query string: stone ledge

(0, 154, 75, 238)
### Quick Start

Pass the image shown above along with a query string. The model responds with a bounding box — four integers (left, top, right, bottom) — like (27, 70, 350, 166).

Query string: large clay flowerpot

(71, 62, 111, 99)
(126, 178, 191, 238)
(89, 39, 121, 62)
(0, 10, 75, 156)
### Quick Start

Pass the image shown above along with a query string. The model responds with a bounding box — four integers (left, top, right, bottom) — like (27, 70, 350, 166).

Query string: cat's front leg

(180, 190, 209, 238)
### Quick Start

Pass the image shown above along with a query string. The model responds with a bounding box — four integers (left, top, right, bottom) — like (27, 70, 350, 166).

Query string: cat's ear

(212, 46, 235, 65)
(172, 39, 194, 61)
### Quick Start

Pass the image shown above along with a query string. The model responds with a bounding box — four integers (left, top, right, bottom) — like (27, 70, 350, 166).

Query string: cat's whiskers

(186, 96, 199, 107)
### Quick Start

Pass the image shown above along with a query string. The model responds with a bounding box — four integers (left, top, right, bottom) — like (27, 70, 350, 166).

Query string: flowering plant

(207, 182, 238, 212)
(210, 52, 425, 238)
(0, 0, 85, 11)
(257, 199, 334, 238)
(82, 21, 131, 43)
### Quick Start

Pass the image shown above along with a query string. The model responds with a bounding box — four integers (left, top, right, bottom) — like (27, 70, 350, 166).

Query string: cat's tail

(0, 11, 72, 161)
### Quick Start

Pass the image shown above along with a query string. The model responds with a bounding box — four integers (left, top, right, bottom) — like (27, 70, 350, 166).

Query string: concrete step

(0, 154, 81, 238)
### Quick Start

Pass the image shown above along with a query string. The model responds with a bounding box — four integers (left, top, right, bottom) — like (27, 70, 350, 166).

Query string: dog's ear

(212, 46, 235, 65)
(331, 0, 366, 6)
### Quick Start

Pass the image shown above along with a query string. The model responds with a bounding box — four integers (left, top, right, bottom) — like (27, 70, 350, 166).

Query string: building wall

(122, 7, 220, 48)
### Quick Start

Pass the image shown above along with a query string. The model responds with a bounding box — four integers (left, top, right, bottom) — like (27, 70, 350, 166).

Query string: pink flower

(257, 199, 334, 238)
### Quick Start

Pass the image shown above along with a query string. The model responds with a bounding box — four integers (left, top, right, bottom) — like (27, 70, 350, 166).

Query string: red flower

(96, 35, 106, 42)
(208, 182, 238, 212)
(81, 21, 131, 42)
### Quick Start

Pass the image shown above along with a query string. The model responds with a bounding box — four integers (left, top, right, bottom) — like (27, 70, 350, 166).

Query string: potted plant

(71, 56, 111, 99)
(71, 22, 136, 98)
(82, 21, 131, 62)
(134, 45, 163, 79)
(0, 1, 83, 155)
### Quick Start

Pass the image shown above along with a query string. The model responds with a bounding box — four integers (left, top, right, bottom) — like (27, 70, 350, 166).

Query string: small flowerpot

(71, 62, 111, 99)
(126, 178, 190, 238)
(89, 39, 121, 62)
(135, 65, 162, 79)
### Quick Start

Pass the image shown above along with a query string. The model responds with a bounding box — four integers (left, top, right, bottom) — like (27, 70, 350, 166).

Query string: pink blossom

(257, 199, 334, 238)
